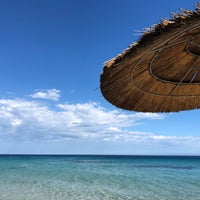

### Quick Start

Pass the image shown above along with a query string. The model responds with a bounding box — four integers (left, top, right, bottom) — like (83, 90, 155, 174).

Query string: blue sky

(0, 0, 200, 155)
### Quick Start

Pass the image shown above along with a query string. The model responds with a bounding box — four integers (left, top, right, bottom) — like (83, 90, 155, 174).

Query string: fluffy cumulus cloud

(0, 94, 200, 145)
(30, 89, 61, 101)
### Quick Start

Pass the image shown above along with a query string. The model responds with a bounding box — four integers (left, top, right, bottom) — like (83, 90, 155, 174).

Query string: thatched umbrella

(100, 3, 200, 113)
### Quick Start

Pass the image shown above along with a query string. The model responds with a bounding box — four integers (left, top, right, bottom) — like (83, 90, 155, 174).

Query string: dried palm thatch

(100, 3, 200, 113)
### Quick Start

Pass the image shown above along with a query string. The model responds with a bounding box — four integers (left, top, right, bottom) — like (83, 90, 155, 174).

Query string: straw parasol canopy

(100, 3, 200, 113)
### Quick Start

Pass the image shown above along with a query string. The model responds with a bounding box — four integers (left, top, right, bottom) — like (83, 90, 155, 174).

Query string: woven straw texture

(100, 3, 200, 112)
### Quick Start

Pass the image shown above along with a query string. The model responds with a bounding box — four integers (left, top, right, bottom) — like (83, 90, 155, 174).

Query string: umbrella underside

(100, 5, 200, 112)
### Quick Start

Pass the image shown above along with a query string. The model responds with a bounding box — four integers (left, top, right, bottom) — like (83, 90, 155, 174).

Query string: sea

(0, 155, 200, 200)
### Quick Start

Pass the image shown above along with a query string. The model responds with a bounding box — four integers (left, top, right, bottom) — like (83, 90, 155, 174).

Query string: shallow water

(0, 155, 200, 200)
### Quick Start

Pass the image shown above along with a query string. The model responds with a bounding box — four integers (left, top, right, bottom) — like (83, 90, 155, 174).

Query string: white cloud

(30, 89, 61, 101)
(0, 97, 199, 146)
(133, 112, 164, 120)
(107, 127, 120, 132)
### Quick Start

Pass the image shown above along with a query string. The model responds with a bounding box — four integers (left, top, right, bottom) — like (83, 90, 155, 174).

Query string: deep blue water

(0, 155, 200, 200)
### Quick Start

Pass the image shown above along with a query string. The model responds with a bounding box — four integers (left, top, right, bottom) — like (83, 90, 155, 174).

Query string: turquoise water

(0, 155, 200, 200)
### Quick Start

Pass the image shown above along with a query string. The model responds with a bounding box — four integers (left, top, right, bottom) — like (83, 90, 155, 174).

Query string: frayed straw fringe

(105, 3, 200, 68)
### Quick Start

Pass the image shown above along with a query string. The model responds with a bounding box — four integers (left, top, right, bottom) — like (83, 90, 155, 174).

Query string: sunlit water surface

(0, 155, 200, 200)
